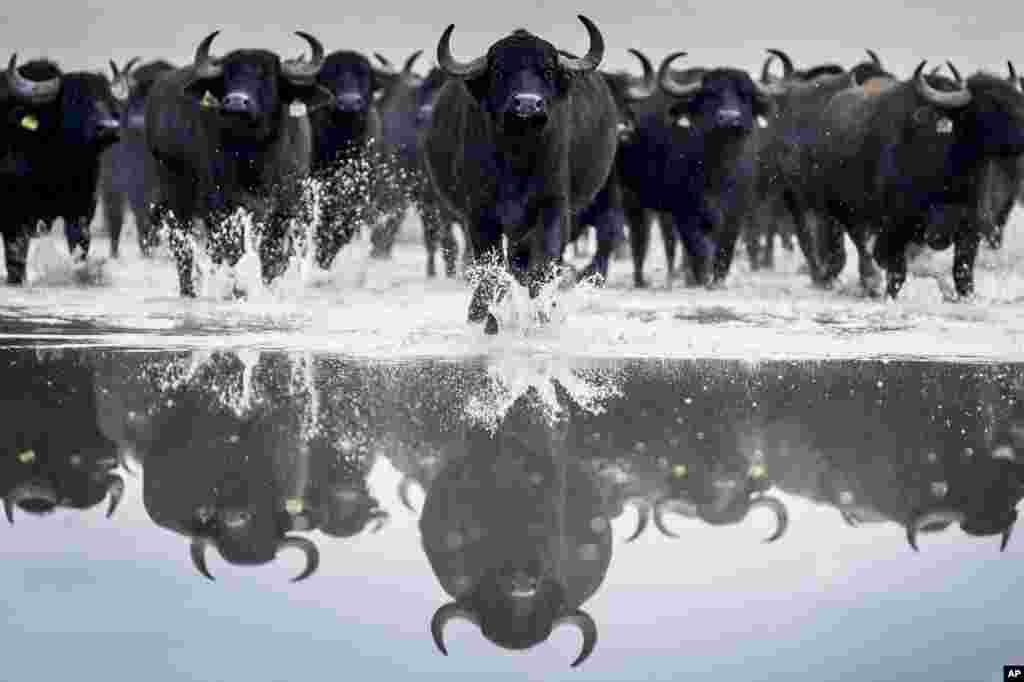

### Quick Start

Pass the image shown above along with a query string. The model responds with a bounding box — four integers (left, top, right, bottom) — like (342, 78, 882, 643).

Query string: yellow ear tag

(17, 450, 36, 464)
(288, 101, 308, 118)
(200, 91, 219, 109)
(749, 463, 767, 479)
(285, 498, 304, 515)
(936, 117, 953, 134)
(672, 464, 688, 478)
(20, 114, 39, 131)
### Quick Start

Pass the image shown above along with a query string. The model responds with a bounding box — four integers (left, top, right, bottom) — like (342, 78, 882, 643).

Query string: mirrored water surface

(2, 346, 1022, 681)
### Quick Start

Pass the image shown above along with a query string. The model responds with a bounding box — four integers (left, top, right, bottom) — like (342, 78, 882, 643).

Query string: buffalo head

(183, 31, 332, 139)
(317, 50, 389, 116)
(3, 55, 121, 153)
(436, 15, 604, 136)
(658, 52, 774, 135)
(108, 58, 175, 130)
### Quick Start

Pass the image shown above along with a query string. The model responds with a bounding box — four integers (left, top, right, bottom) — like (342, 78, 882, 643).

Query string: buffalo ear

(184, 77, 220, 102)
(556, 69, 573, 97)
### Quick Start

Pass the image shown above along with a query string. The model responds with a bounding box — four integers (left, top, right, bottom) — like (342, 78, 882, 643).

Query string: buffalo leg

(627, 203, 651, 288)
(783, 189, 824, 284)
(847, 224, 881, 296)
(129, 183, 156, 258)
(672, 212, 714, 287)
(156, 205, 197, 298)
(467, 214, 504, 325)
(658, 212, 678, 279)
(874, 228, 911, 300)
(952, 226, 980, 300)
(64, 216, 92, 263)
(3, 227, 31, 285)
(102, 183, 125, 259)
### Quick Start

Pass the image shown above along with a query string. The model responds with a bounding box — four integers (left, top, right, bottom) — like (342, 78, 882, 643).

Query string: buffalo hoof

(484, 313, 500, 335)
(633, 277, 648, 289)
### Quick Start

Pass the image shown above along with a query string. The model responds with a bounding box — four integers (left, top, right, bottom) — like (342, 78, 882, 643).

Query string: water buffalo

(99, 58, 176, 258)
(145, 31, 333, 296)
(307, 49, 396, 269)
(423, 16, 619, 334)
(0, 56, 121, 284)
(374, 53, 468, 277)
(422, 408, 608, 667)
(811, 62, 1024, 299)
(137, 352, 322, 581)
(1, 349, 124, 523)
(566, 48, 656, 284)
(619, 52, 774, 288)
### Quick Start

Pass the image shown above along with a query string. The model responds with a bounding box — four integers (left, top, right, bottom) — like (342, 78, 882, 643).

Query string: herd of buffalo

(3, 16, 1024, 330)
(4, 349, 1023, 666)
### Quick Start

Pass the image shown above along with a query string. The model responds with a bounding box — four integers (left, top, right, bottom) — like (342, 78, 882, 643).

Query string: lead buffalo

(1, 57, 121, 284)
(145, 32, 332, 296)
(810, 63, 1024, 299)
(99, 58, 176, 258)
(423, 16, 618, 334)
(620, 52, 774, 287)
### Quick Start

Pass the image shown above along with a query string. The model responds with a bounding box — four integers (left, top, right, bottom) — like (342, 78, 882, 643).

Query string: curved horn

(622, 48, 656, 101)
(748, 496, 788, 543)
(929, 64, 944, 77)
(913, 60, 971, 108)
(840, 509, 861, 527)
(123, 57, 141, 75)
(105, 474, 125, 518)
(281, 31, 325, 83)
(374, 53, 395, 71)
(109, 59, 121, 81)
(1001, 522, 1014, 551)
(368, 509, 389, 533)
(657, 51, 702, 98)
(192, 31, 223, 79)
(278, 535, 320, 582)
(436, 24, 488, 79)
(7, 53, 62, 103)
(1008, 61, 1023, 93)
(403, 50, 424, 76)
(653, 497, 697, 538)
(624, 498, 650, 542)
(190, 537, 216, 580)
(945, 60, 962, 84)
(4, 495, 14, 525)
(398, 475, 421, 512)
(761, 54, 779, 84)
(765, 48, 795, 78)
(430, 602, 479, 656)
(554, 609, 598, 667)
(866, 49, 882, 67)
(906, 508, 966, 551)
(556, 15, 605, 73)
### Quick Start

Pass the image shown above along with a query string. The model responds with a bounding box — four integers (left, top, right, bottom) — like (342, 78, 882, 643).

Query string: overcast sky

(1, 0, 1019, 79)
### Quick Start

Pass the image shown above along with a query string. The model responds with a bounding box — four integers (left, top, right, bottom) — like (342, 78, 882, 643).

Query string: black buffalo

(811, 62, 1024, 299)
(423, 16, 619, 334)
(145, 31, 333, 296)
(1, 349, 124, 524)
(307, 49, 397, 269)
(566, 48, 656, 283)
(374, 53, 469, 277)
(99, 57, 176, 258)
(1, 56, 121, 284)
(619, 52, 774, 288)
(422, 408, 609, 667)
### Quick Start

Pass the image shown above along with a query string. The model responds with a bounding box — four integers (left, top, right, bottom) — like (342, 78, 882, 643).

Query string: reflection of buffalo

(1, 350, 123, 523)
(421, 403, 609, 667)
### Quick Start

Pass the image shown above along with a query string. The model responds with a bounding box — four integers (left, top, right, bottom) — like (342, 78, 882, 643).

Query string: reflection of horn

(398, 475, 421, 512)
(554, 609, 598, 667)
(4, 495, 14, 525)
(430, 602, 479, 656)
(624, 498, 650, 542)
(906, 509, 966, 551)
(105, 474, 125, 518)
(748, 496, 788, 543)
(191, 537, 216, 580)
(278, 535, 320, 582)
(653, 497, 695, 538)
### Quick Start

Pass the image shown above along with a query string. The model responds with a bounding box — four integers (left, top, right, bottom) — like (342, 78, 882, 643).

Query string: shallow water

(2, 346, 1022, 681)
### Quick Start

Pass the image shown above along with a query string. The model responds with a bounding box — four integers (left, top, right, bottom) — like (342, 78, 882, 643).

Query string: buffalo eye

(543, 67, 556, 82)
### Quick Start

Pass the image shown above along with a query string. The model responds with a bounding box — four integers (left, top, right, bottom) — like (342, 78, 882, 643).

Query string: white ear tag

(756, 115, 768, 129)
(936, 117, 953, 134)
(676, 115, 691, 128)
(289, 101, 308, 118)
